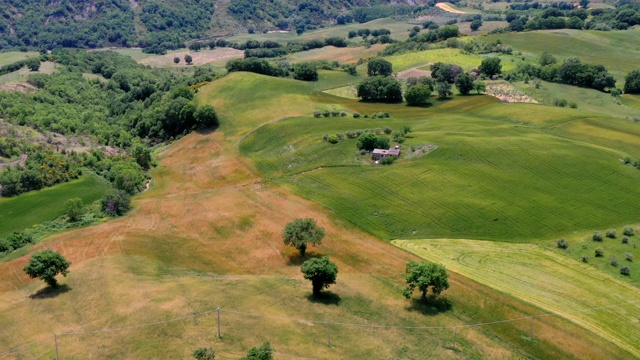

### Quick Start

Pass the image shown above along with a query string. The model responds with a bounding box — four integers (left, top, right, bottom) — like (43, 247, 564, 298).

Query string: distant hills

(0, 0, 430, 51)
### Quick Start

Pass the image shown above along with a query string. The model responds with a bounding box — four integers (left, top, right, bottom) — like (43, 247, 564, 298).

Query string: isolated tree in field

(367, 58, 393, 77)
(454, 73, 475, 95)
(624, 70, 640, 94)
(241, 342, 273, 360)
(405, 84, 432, 106)
(185, 54, 193, 65)
(173, 57, 180, 64)
(436, 82, 453, 99)
(26, 57, 41, 71)
(193, 347, 216, 360)
(539, 52, 557, 67)
(64, 198, 84, 221)
(301, 256, 338, 296)
(479, 57, 502, 77)
(282, 218, 325, 256)
(470, 19, 483, 31)
(402, 260, 449, 302)
(23, 250, 70, 288)
(101, 189, 131, 216)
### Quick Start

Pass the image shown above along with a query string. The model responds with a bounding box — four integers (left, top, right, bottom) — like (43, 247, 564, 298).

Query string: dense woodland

(0, 50, 219, 197)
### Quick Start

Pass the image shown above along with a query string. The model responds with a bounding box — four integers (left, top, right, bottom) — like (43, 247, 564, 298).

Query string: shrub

(595, 248, 604, 257)
(581, 255, 589, 263)
(620, 266, 631, 276)
(322, 110, 330, 117)
(556, 238, 568, 249)
(353, 112, 361, 118)
(593, 232, 603, 242)
(327, 134, 339, 144)
(192, 347, 216, 360)
(340, 111, 347, 117)
(374, 128, 382, 135)
(610, 257, 618, 267)
(623, 227, 634, 236)
(8, 232, 34, 250)
(336, 133, 344, 140)
(0, 238, 13, 253)
(322, 134, 328, 142)
(622, 236, 629, 244)
(331, 110, 341, 117)
(346, 131, 357, 139)
(101, 189, 131, 216)
(569, 102, 578, 109)
(380, 156, 396, 165)
(606, 229, 616, 239)
(313, 111, 322, 118)
(625, 252, 633, 262)
(393, 132, 406, 144)
(554, 98, 568, 107)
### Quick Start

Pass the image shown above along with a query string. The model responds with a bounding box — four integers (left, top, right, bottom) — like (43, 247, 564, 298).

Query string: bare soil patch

(397, 66, 432, 79)
(485, 81, 538, 104)
(435, 2, 467, 14)
(0, 82, 37, 93)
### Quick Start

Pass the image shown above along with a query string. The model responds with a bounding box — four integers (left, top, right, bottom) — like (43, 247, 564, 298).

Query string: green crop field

(0, 61, 57, 84)
(240, 85, 640, 241)
(393, 239, 640, 357)
(485, 28, 640, 80)
(0, 51, 39, 66)
(0, 172, 110, 238)
(386, 48, 521, 73)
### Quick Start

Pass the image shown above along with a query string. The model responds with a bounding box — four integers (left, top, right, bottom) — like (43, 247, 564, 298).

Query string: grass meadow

(393, 239, 640, 357)
(0, 173, 110, 238)
(0, 52, 39, 66)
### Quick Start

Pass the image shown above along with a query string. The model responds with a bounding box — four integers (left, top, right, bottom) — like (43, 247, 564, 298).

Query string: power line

(0, 337, 50, 356)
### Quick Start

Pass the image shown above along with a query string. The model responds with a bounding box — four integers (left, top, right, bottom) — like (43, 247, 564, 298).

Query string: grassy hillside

(0, 70, 633, 359)
(393, 239, 640, 357)
(0, 172, 110, 238)
(241, 96, 640, 241)
(486, 28, 640, 81)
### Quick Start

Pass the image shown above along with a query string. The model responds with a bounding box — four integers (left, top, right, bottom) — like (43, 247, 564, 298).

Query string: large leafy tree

(405, 84, 432, 106)
(479, 57, 502, 77)
(357, 76, 403, 102)
(402, 260, 449, 302)
(282, 218, 325, 257)
(23, 250, 71, 288)
(367, 58, 393, 77)
(624, 70, 640, 94)
(454, 73, 475, 95)
(301, 256, 338, 296)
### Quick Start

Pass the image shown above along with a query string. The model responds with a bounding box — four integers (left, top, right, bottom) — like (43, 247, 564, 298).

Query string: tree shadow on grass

(306, 291, 341, 306)
(29, 284, 71, 299)
(405, 296, 452, 316)
(286, 252, 323, 266)
(195, 125, 219, 136)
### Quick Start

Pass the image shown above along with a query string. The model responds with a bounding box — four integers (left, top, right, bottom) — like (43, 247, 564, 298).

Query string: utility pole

(217, 308, 221, 338)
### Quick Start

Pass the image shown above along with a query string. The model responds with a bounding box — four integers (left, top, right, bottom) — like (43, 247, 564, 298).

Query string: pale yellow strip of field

(392, 239, 640, 357)
(435, 2, 467, 14)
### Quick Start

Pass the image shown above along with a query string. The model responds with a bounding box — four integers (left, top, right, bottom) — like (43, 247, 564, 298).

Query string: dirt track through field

(435, 2, 467, 14)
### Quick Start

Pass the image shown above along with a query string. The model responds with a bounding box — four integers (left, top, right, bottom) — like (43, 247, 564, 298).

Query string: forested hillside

(0, 0, 429, 52)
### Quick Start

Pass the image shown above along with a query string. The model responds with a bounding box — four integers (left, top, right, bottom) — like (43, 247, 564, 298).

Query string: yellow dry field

(138, 48, 244, 68)
(436, 2, 467, 14)
(393, 239, 640, 357)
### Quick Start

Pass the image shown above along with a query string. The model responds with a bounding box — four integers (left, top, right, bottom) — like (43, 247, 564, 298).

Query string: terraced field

(393, 239, 640, 357)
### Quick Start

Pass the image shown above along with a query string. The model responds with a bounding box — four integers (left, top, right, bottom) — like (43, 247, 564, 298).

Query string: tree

(131, 144, 153, 170)
(539, 52, 557, 67)
(624, 70, 640, 94)
(64, 198, 84, 221)
(357, 76, 403, 102)
(193, 347, 216, 360)
(27, 58, 41, 71)
(293, 63, 318, 81)
(185, 54, 193, 65)
(194, 105, 219, 128)
(174, 57, 180, 64)
(282, 218, 325, 257)
(436, 82, 452, 99)
(579, 0, 589, 8)
(474, 81, 486, 94)
(301, 256, 338, 296)
(402, 260, 449, 302)
(101, 189, 132, 216)
(405, 84, 432, 106)
(470, 19, 483, 31)
(454, 73, 475, 95)
(367, 58, 393, 77)
(356, 133, 389, 151)
(479, 57, 501, 77)
(241, 342, 273, 360)
(23, 250, 71, 288)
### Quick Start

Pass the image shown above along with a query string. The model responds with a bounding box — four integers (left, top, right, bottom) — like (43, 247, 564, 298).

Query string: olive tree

(402, 260, 449, 302)
(301, 256, 338, 296)
(23, 250, 70, 287)
(282, 218, 325, 257)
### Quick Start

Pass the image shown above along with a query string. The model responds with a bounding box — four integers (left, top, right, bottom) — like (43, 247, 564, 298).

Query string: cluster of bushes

(382, 25, 460, 56)
(243, 37, 347, 59)
(623, 157, 640, 171)
(505, 54, 616, 92)
(0, 57, 43, 76)
(0, 232, 34, 255)
(584, 227, 635, 275)
(313, 110, 348, 118)
(0, 151, 82, 197)
(323, 127, 394, 144)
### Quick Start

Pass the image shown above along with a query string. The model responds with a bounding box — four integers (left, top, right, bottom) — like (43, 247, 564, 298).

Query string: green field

(0, 51, 39, 66)
(0, 172, 110, 238)
(486, 28, 640, 80)
(0, 61, 57, 84)
(386, 48, 522, 73)
(239, 84, 640, 241)
(393, 239, 640, 357)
